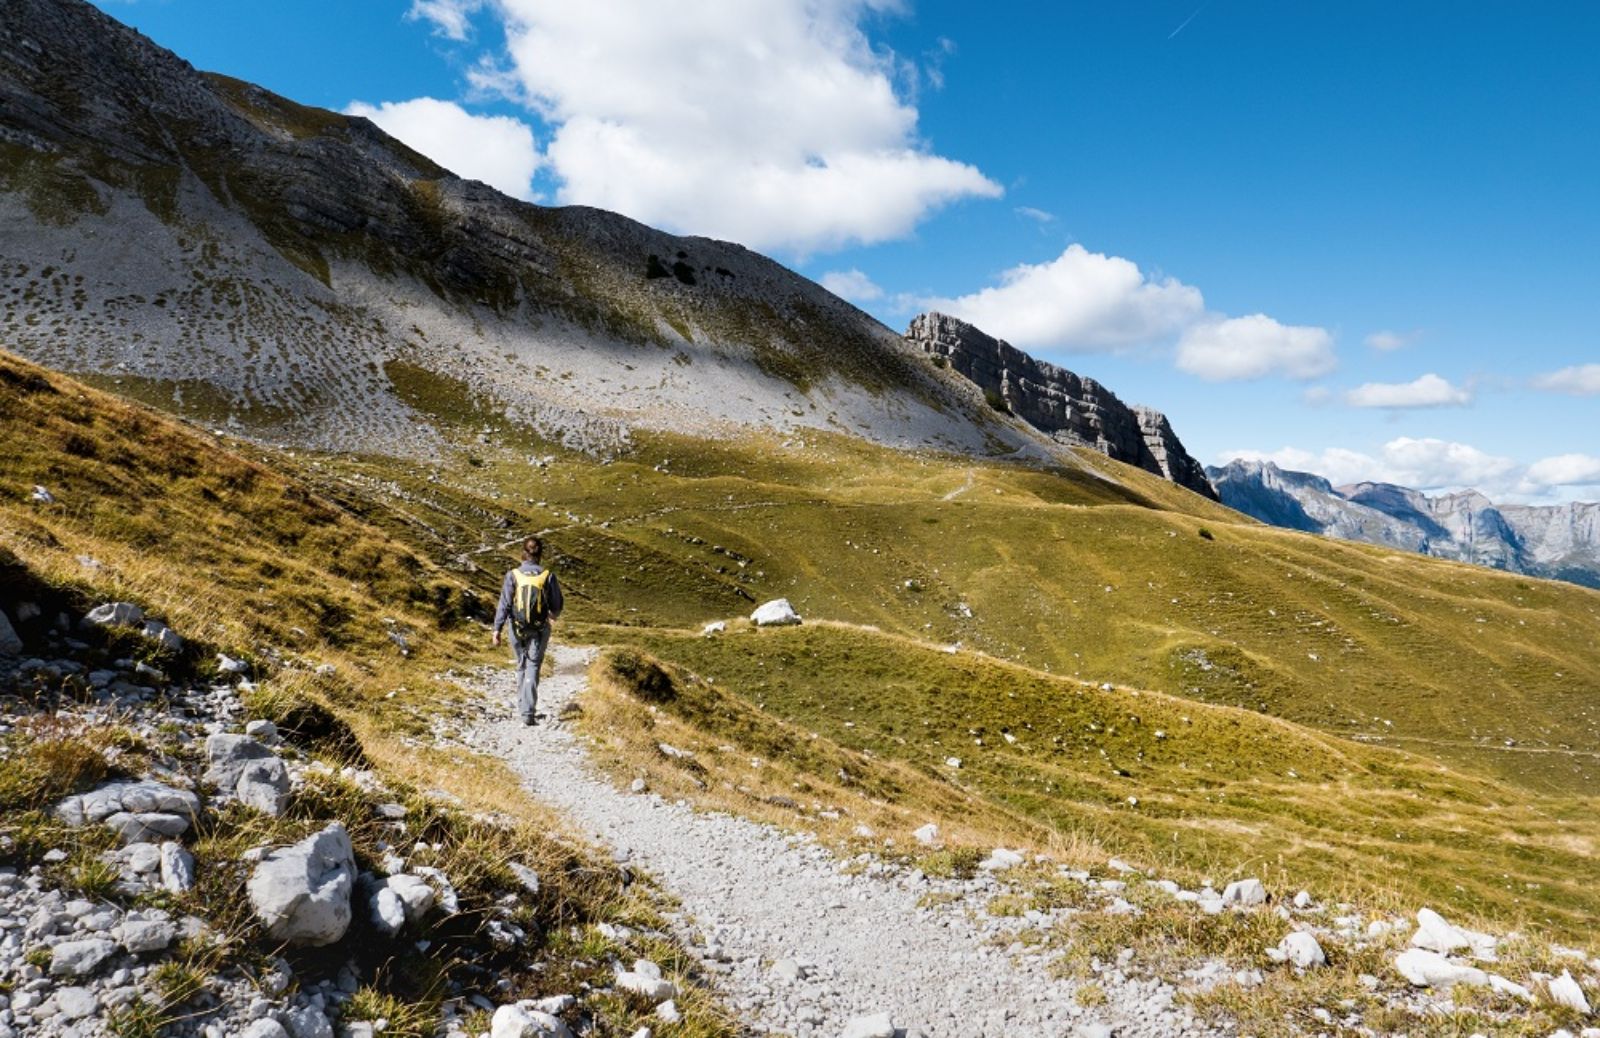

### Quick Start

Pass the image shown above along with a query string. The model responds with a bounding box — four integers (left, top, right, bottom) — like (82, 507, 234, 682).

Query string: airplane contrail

(1168, 1, 1211, 39)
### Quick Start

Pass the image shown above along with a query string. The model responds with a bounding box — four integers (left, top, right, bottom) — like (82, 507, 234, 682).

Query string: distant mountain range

(1208, 459, 1600, 588)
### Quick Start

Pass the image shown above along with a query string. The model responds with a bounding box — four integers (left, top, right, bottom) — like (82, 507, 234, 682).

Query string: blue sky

(93, 0, 1600, 501)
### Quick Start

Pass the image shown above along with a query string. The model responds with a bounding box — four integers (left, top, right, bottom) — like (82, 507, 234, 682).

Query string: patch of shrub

(603, 648, 677, 704)
(984, 388, 1010, 414)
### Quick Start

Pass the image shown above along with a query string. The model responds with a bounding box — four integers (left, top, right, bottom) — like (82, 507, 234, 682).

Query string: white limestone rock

(1394, 948, 1487, 988)
(247, 823, 356, 946)
(750, 599, 802, 626)
(491, 1004, 574, 1038)
(160, 841, 196, 892)
(1547, 970, 1592, 1014)
(1278, 931, 1326, 968)
(840, 1011, 896, 1038)
(1221, 878, 1267, 907)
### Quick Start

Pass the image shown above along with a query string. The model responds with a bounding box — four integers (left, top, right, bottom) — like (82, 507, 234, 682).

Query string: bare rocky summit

(904, 312, 1217, 498)
(1209, 459, 1600, 588)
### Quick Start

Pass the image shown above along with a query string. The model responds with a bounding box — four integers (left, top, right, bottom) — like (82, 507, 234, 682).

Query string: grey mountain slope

(0, 0, 1220, 500)
(0, 0, 1013, 458)
(1209, 459, 1600, 589)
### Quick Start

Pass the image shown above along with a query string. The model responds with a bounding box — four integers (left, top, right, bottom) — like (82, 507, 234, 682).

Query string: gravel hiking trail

(464, 645, 1220, 1038)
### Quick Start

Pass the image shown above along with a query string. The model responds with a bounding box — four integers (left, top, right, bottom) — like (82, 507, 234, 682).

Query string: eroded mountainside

(1210, 459, 1600, 588)
(905, 312, 1217, 498)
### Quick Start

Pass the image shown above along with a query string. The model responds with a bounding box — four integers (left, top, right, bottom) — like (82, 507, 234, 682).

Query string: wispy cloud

(1364, 329, 1422, 351)
(1013, 206, 1056, 224)
(820, 268, 884, 303)
(1531, 363, 1600, 396)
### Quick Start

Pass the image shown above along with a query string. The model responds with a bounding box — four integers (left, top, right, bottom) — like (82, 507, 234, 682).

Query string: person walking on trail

(492, 536, 564, 726)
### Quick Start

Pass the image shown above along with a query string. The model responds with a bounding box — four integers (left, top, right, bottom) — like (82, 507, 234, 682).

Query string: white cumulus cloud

(1524, 454, 1600, 488)
(1176, 314, 1336, 382)
(1531, 363, 1600, 396)
(820, 269, 884, 303)
(407, 0, 484, 41)
(1344, 373, 1472, 409)
(920, 244, 1204, 352)
(344, 98, 540, 200)
(478, 0, 999, 253)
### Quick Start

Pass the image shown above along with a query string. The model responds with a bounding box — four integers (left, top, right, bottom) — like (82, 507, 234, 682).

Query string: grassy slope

(307, 368, 1600, 795)
(213, 374, 1598, 943)
(0, 349, 733, 1035)
(12, 350, 1599, 945)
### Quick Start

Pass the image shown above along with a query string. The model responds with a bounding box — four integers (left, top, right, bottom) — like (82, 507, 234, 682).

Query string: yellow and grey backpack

(510, 568, 553, 640)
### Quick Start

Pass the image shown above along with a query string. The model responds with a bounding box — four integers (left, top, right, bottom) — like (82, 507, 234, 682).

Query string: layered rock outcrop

(904, 313, 1217, 499)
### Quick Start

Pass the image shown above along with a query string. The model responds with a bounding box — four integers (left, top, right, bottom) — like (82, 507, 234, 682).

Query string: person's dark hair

(522, 536, 543, 562)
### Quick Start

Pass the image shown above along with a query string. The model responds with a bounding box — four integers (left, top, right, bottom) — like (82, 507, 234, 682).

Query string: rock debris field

(466, 647, 1223, 1038)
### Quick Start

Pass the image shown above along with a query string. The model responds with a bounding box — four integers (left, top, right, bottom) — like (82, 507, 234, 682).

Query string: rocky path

(464, 646, 1219, 1038)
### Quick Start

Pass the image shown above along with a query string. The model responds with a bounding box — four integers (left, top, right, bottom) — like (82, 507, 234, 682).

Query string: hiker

(492, 536, 564, 725)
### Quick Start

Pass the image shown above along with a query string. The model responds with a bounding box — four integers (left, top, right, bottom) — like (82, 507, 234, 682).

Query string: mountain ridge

(0, 0, 1217, 504)
(904, 311, 1217, 498)
(1209, 458, 1600, 588)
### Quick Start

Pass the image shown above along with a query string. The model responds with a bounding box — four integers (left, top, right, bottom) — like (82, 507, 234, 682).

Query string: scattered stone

(241, 1020, 291, 1038)
(217, 653, 250, 675)
(1548, 970, 1592, 1014)
(1394, 948, 1487, 988)
(142, 620, 183, 652)
(49, 937, 117, 977)
(160, 841, 196, 892)
(53, 985, 99, 1021)
(1410, 907, 1496, 959)
(247, 823, 356, 946)
(913, 823, 940, 846)
(118, 918, 177, 953)
(980, 848, 1025, 871)
(508, 861, 541, 895)
(282, 1006, 334, 1038)
(491, 1003, 575, 1038)
(384, 874, 437, 922)
(630, 778, 649, 794)
(701, 621, 726, 636)
(83, 602, 143, 629)
(654, 1000, 682, 1023)
(205, 733, 276, 790)
(370, 885, 406, 936)
(236, 757, 292, 816)
(750, 599, 802, 626)
(771, 958, 809, 982)
(1221, 878, 1267, 907)
(31, 484, 55, 503)
(1279, 931, 1326, 968)
(246, 719, 281, 745)
(839, 1011, 896, 1038)
(1292, 890, 1313, 909)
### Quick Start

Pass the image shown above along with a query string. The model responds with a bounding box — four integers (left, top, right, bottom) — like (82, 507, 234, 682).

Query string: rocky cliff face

(0, 0, 1022, 457)
(1209, 460, 1600, 589)
(904, 313, 1217, 499)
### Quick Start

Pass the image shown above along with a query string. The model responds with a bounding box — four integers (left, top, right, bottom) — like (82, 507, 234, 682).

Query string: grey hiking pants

(511, 626, 551, 723)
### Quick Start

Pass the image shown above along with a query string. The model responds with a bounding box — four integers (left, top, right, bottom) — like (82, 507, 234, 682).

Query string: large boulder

(247, 823, 356, 946)
(56, 780, 202, 845)
(1410, 907, 1496, 959)
(235, 758, 292, 816)
(205, 734, 275, 790)
(750, 599, 802, 627)
(1221, 878, 1267, 907)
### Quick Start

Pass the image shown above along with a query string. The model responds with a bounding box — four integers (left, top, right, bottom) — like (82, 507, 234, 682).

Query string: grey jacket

(493, 561, 564, 635)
